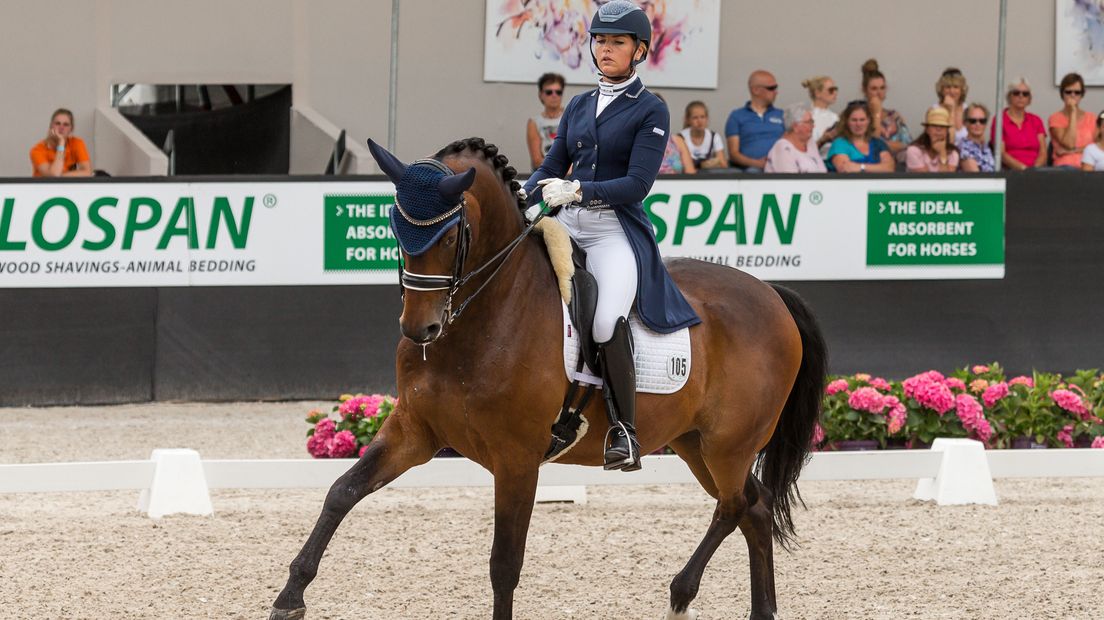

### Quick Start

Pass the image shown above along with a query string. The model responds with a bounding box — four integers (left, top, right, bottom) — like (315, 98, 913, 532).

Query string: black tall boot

(598, 317, 640, 472)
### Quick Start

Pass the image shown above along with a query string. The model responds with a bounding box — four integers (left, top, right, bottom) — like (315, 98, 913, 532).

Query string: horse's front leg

(270, 416, 436, 620)
(490, 464, 540, 620)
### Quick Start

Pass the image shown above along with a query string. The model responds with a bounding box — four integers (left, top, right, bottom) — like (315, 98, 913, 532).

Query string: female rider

(523, 1, 700, 472)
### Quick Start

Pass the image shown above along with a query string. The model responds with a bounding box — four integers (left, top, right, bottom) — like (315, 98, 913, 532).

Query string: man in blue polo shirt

(725, 70, 784, 172)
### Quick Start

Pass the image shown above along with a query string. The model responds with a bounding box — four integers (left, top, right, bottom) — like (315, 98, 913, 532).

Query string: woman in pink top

(765, 103, 826, 173)
(1048, 72, 1096, 168)
(992, 78, 1046, 170)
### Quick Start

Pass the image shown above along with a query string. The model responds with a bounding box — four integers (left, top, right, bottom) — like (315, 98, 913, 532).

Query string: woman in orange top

(30, 108, 93, 177)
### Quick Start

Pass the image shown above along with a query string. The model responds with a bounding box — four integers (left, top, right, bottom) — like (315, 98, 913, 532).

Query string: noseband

(395, 159, 545, 327)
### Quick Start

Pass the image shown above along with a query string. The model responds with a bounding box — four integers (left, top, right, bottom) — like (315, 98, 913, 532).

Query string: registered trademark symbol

(263, 194, 278, 208)
(809, 191, 823, 205)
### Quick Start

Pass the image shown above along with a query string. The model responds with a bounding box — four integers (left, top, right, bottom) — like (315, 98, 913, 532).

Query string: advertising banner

(0, 177, 1004, 288)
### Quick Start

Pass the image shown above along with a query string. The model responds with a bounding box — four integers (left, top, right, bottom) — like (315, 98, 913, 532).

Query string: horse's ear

(437, 167, 476, 202)
(367, 139, 407, 184)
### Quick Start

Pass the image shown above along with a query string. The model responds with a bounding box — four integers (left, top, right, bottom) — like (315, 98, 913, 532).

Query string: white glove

(537, 178, 582, 208)
(516, 187, 528, 203)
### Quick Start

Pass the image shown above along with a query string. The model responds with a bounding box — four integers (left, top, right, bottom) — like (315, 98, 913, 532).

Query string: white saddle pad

(562, 301, 691, 394)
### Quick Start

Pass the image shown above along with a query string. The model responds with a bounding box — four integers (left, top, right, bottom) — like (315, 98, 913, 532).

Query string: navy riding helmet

(589, 0, 652, 70)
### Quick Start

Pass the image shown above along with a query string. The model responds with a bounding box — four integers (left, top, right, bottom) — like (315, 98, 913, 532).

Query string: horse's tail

(756, 284, 828, 550)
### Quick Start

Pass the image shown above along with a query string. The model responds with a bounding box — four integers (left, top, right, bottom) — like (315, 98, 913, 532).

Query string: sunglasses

(759, 84, 779, 91)
(1010, 90, 1031, 97)
(826, 86, 838, 93)
(965, 117, 988, 124)
(1063, 89, 1084, 96)
(542, 89, 563, 96)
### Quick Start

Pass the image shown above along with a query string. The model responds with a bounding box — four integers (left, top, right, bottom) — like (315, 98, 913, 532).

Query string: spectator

(1049, 72, 1095, 168)
(906, 107, 960, 172)
(861, 59, 911, 157)
(765, 103, 826, 173)
(1081, 111, 1104, 171)
(958, 103, 996, 173)
(526, 72, 565, 170)
(31, 108, 92, 177)
(655, 93, 694, 174)
(994, 77, 1046, 170)
(678, 101, 727, 170)
(826, 101, 895, 173)
(936, 67, 969, 141)
(801, 75, 840, 149)
(725, 70, 784, 172)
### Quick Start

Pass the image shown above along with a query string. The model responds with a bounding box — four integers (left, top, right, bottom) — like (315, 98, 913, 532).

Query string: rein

(396, 191, 547, 327)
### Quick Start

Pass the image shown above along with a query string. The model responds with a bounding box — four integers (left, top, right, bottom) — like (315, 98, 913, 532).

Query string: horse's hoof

(665, 608, 698, 620)
(269, 607, 306, 620)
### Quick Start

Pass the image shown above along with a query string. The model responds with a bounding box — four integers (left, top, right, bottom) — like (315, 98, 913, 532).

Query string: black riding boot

(599, 317, 641, 472)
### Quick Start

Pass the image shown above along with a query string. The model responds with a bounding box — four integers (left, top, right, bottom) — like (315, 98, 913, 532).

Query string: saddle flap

(568, 268, 600, 374)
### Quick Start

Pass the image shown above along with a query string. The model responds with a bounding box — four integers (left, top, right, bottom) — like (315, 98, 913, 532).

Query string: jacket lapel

(596, 80, 645, 128)
(582, 90, 599, 143)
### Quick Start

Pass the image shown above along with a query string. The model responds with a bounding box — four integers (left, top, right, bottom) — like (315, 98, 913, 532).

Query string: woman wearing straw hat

(906, 107, 960, 172)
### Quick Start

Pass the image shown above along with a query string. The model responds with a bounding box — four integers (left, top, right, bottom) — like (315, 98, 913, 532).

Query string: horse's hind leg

(666, 461, 749, 620)
(270, 418, 436, 619)
(739, 475, 778, 619)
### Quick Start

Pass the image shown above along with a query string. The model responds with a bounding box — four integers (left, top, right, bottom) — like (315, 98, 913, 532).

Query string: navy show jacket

(524, 78, 701, 334)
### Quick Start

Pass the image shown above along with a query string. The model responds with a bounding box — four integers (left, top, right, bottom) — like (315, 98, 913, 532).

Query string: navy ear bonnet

(392, 159, 464, 256)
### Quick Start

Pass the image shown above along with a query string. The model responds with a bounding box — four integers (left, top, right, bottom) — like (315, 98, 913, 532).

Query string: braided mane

(434, 137, 526, 213)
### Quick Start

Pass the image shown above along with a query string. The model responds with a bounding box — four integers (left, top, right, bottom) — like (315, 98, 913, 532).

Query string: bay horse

(270, 137, 827, 620)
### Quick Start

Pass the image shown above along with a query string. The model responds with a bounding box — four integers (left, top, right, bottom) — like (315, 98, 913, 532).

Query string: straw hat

(923, 106, 953, 127)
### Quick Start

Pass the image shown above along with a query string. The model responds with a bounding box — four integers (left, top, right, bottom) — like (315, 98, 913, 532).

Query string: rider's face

(592, 34, 642, 77)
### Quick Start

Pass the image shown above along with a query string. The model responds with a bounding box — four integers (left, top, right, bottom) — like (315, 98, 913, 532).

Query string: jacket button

(591, 163, 596, 169)
(577, 141, 583, 148)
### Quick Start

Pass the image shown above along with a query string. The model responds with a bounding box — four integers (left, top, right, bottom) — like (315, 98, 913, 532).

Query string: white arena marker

(535, 485, 587, 505)
(136, 449, 214, 518)
(913, 438, 998, 506)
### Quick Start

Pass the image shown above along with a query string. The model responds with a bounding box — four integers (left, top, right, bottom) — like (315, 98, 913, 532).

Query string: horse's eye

(443, 233, 457, 247)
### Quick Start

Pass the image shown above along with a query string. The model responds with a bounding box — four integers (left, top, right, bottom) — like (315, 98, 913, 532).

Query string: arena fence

(3, 440, 1103, 518)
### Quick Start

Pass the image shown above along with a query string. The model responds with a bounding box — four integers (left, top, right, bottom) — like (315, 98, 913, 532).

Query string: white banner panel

(0, 178, 1004, 288)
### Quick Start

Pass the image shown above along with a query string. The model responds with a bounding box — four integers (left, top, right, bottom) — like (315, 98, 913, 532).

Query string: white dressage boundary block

(913, 439, 998, 506)
(136, 449, 214, 519)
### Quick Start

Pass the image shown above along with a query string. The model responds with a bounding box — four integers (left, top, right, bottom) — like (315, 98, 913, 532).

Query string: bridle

(394, 159, 545, 328)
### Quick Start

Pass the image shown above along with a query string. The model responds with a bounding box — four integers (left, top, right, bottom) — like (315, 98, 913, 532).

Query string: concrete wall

(93, 107, 168, 176)
(0, 1, 1097, 177)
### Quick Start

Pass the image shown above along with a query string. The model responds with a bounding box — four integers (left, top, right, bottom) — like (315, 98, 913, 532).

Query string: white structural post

(913, 438, 998, 505)
(136, 449, 214, 518)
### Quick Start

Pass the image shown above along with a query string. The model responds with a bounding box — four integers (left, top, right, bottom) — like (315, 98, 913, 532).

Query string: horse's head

(368, 138, 524, 345)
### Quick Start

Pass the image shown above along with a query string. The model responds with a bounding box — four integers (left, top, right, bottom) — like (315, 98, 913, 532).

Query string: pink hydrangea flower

(1009, 375, 1034, 388)
(339, 394, 387, 422)
(328, 430, 358, 458)
(853, 373, 871, 382)
(359, 445, 371, 457)
(869, 377, 892, 391)
(811, 423, 825, 446)
(974, 418, 993, 443)
(306, 432, 330, 458)
(849, 387, 886, 414)
(885, 396, 907, 435)
(1051, 389, 1091, 419)
(902, 371, 946, 399)
(914, 380, 955, 415)
(982, 382, 1010, 408)
(969, 379, 989, 394)
(1092, 437, 1104, 449)
(971, 365, 990, 374)
(945, 377, 967, 392)
(314, 418, 336, 438)
(825, 379, 849, 396)
(955, 394, 984, 429)
(1057, 425, 1074, 449)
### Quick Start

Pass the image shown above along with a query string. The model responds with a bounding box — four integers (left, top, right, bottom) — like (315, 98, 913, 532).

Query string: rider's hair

(434, 137, 525, 213)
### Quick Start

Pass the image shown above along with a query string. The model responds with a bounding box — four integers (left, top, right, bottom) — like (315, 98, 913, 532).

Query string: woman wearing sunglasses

(801, 75, 839, 150)
(1049, 72, 1095, 168)
(526, 72, 566, 170)
(958, 103, 996, 172)
(1080, 111, 1104, 171)
(994, 78, 1046, 170)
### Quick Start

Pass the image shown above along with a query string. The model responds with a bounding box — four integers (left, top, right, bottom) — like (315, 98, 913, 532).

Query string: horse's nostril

(426, 323, 442, 340)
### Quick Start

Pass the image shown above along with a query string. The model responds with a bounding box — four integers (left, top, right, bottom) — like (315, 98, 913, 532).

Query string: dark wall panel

(0, 288, 156, 406)
(153, 285, 403, 401)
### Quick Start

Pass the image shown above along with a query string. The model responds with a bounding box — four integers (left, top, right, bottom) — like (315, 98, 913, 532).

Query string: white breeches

(555, 207, 638, 343)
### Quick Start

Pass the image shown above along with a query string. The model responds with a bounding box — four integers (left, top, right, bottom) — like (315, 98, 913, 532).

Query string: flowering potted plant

(821, 374, 905, 449)
(305, 393, 396, 458)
